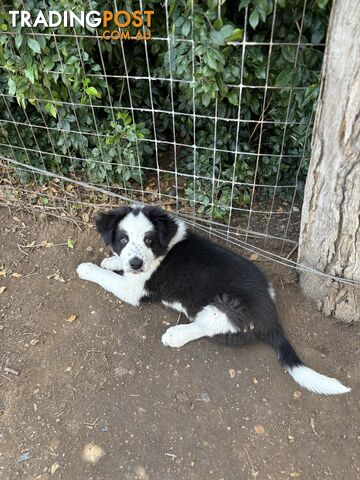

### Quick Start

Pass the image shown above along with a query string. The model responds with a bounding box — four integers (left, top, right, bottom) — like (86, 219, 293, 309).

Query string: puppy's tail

(266, 329, 351, 395)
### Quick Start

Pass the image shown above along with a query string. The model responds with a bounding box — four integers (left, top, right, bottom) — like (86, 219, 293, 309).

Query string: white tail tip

(288, 365, 351, 395)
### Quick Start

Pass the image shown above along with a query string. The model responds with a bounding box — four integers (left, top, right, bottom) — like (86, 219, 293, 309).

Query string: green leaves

(45, 102, 57, 118)
(275, 69, 297, 87)
(8, 77, 16, 96)
(15, 35, 23, 49)
(249, 9, 259, 29)
(316, 0, 330, 9)
(24, 65, 37, 84)
(27, 38, 41, 54)
(0, 0, 330, 219)
(181, 19, 191, 37)
(67, 239, 75, 249)
(226, 28, 243, 42)
(85, 86, 100, 97)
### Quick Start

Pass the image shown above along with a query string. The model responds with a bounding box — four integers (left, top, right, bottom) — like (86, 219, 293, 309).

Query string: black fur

(98, 206, 303, 371)
(96, 206, 131, 245)
(142, 229, 302, 370)
(141, 206, 178, 255)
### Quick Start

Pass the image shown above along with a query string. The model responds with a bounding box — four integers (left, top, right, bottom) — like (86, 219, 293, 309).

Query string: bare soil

(0, 208, 359, 480)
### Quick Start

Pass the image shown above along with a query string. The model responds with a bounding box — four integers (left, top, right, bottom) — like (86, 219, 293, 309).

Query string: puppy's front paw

(100, 256, 123, 271)
(77, 262, 99, 281)
(162, 325, 191, 348)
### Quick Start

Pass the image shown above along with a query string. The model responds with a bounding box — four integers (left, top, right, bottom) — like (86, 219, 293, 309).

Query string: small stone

(254, 425, 265, 434)
(114, 365, 129, 377)
(175, 392, 188, 403)
(200, 392, 211, 402)
(134, 465, 149, 480)
(17, 452, 31, 463)
(82, 443, 105, 464)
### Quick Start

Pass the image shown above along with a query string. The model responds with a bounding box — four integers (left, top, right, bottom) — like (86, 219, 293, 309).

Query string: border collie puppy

(77, 206, 350, 395)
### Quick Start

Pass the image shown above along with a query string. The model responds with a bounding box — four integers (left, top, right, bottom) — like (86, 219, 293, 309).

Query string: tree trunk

(298, 0, 360, 322)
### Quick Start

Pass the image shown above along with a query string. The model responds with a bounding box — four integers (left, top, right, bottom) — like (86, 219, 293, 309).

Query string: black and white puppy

(77, 205, 350, 395)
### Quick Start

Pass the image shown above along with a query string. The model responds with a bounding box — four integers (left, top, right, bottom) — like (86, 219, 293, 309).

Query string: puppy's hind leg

(162, 304, 238, 348)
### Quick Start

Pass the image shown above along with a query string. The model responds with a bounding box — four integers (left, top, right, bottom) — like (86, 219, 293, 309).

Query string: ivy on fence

(0, 0, 330, 218)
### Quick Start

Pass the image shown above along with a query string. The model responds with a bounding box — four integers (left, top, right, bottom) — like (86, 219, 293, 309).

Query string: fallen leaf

(0, 286, 6, 294)
(30, 339, 39, 346)
(249, 253, 259, 261)
(253, 377, 258, 384)
(82, 212, 90, 223)
(254, 425, 265, 434)
(50, 462, 60, 474)
(0, 270, 8, 277)
(67, 238, 75, 249)
(228, 368, 236, 378)
(85, 246, 93, 252)
(47, 273, 65, 283)
(11, 272, 22, 278)
(66, 314, 77, 322)
(293, 390, 302, 399)
(290, 473, 300, 478)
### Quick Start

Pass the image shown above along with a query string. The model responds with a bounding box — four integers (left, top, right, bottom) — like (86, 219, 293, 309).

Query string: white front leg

(77, 262, 142, 306)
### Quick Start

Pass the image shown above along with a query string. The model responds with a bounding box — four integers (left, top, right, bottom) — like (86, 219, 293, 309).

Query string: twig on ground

(4, 366, 19, 376)
(245, 448, 259, 479)
(286, 243, 299, 260)
(310, 417, 319, 436)
(0, 372, 14, 382)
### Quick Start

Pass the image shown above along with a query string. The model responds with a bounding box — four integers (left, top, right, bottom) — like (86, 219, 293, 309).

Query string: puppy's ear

(96, 207, 131, 245)
(144, 207, 178, 249)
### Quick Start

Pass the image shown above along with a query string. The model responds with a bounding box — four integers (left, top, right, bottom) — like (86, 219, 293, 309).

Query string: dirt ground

(0, 208, 359, 480)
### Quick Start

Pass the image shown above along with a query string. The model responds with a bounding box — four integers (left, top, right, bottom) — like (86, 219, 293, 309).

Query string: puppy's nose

(129, 257, 143, 270)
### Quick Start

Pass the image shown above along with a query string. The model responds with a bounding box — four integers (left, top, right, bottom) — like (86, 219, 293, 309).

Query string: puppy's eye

(144, 237, 152, 246)
(119, 237, 128, 245)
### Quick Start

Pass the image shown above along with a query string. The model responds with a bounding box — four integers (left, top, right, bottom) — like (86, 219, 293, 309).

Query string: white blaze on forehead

(118, 211, 154, 239)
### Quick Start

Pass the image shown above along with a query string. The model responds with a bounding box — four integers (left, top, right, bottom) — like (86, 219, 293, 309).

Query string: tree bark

(298, 0, 360, 322)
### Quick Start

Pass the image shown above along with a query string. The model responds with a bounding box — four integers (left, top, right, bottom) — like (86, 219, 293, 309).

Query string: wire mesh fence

(0, 1, 331, 273)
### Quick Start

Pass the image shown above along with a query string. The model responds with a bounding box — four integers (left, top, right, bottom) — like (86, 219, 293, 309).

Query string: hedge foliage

(0, 0, 330, 217)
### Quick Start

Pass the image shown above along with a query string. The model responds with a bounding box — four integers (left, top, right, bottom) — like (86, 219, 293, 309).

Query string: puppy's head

(96, 205, 186, 274)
